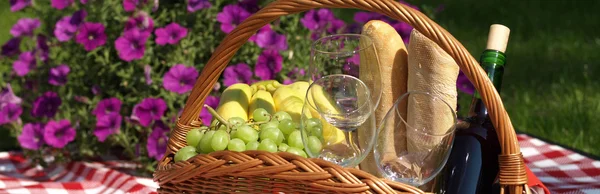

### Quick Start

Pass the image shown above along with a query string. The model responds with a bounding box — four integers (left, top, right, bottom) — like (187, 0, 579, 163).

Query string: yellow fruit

(272, 81, 309, 110)
(251, 80, 281, 95)
(306, 84, 345, 144)
(216, 83, 252, 121)
(276, 96, 306, 123)
(248, 90, 276, 119)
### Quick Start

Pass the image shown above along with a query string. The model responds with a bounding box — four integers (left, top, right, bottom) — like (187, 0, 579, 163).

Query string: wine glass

(300, 74, 377, 167)
(374, 91, 457, 187)
(308, 34, 382, 110)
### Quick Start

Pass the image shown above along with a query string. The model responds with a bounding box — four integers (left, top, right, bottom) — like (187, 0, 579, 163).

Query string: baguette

(406, 29, 458, 153)
(358, 20, 409, 176)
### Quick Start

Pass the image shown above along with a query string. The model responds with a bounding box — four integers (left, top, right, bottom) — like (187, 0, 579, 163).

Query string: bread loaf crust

(358, 20, 409, 176)
(406, 29, 458, 153)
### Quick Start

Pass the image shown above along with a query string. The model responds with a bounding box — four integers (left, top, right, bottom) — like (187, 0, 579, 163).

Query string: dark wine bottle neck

(469, 50, 506, 122)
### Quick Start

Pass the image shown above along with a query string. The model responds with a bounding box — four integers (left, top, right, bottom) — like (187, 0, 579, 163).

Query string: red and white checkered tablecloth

(0, 134, 598, 194)
(0, 152, 158, 194)
(518, 134, 600, 194)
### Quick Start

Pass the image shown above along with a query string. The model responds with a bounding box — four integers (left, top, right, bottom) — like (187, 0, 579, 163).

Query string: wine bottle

(435, 24, 510, 194)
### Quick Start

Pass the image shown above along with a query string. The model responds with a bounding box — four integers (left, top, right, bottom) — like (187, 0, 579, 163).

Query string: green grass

(1, 0, 599, 156)
(416, 0, 600, 156)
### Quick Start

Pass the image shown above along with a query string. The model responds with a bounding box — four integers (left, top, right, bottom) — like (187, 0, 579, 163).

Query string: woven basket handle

(169, 0, 527, 193)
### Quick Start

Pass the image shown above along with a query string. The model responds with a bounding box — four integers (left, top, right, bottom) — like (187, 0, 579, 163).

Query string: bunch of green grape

(174, 108, 324, 162)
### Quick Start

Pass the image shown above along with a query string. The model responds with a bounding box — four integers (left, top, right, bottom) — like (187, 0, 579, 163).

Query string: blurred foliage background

(1, 0, 598, 157)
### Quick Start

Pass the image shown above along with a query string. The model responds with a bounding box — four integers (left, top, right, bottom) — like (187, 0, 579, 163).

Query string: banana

(272, 81, 310, 111)
(248, 90, 276, 119)
(216, 83, 253, 121)
(251, 80, 282, 95)
(307, 85, 345, 144)
(276, 96, 307, 123)
(272, 81, 345, 144)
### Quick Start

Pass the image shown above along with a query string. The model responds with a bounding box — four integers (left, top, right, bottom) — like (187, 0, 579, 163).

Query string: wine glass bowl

(375, 91, 457, 187)
(309, 34, 382, 109)
(300, 74, 376, 167)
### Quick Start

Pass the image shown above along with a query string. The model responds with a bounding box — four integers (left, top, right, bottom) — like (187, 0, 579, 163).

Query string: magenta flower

(13, 51, 36, 77)
(10, 18, 40, 37)
(17, 123, 45, 150)
(352, 1, 418, 44)
(154, 23, 188, 46)
(131, 97, 167, 127)
(162, 64, 198, 94)
(51, 0, 74, 10)
(31, 91, 62, 118)
(54, 11, 87, 42)
(223, 63, 253, 87)
(123, 0, 146, 12)
(75, 22, 107, 51)
(239, 0, 259, 13)
(92, 97, 122, 117)
(216, 4, 251, 33)
(146, 121, 169, 161)
(254, 50, 283, 80)
(457, 71, 475, 95)
(115, 30, 148, 61)
(327, 19, 346, 34)
(2, 38, 21, 57)
(125, 12, 154, 36)
(80, 0, 87, 4)
(36, 35, 49, 62)
(0, 103, 22, 125)
(300, 9, 334, 31)
(43, 119, 75, 148)
(249, 25, 270, 42)
(187, 0, 211, 12)
(283, 67, 306, 85)
(10, 0, 31, 12)
(343, 55, 360, 78)
(48, 64, 70, 86)
(92, 85, 101, 95)
(0, 84, 22, 107)
(255, 28, 288, 51)
(144, 65, 152, 85)
(199, 95, 219, 124)
(54, 17, 78, 42)
(94, 112, 122, 142)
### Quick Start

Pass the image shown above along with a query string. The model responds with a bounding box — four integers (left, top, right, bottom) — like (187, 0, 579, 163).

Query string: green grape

(246, 141, 259, 150)
(258, 139, 277, 152)
(228, 138, 246, 152)
(252, 108, 271, 122)
(278, 143, 289, 152)
(260, 127, 281, 143)
(278, 119, 295, 135)
(260, 120, 279, 131)
(307, 136, 322, 155)
(273, 111, 292, 122)
(305, 118, 322, 131)
(210, 119, 219, 127)
(276, 130, 285, 145)
(198, 130, 216, 153)
(174, 146, 198, 162)
(186, 128, 204, 148)
(311, 126, 323, 139)
(237, 125, 259, 143)
(211, 130, 230, 151)
(218, 124, 227, 131)
(287, 130, 304, 149)
(285, 147, 307, 158)
(228, 117, 245, 128)
(230, 130, 238, 139)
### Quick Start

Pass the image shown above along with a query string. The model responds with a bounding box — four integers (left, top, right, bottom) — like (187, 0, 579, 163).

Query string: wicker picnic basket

(152, 0, 528, 193)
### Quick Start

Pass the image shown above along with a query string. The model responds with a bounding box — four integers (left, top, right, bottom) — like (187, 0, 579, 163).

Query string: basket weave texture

(153, 0, 528, 193)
